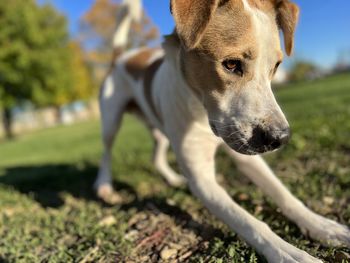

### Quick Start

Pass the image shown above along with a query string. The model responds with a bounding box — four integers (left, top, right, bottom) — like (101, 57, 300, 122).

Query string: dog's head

(171, 0, 299, 155)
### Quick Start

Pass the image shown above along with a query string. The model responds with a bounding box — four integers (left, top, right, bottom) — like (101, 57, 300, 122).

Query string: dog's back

(98, 0, 166, 132)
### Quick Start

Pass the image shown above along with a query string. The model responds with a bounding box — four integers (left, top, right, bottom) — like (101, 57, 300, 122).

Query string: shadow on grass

(0, 162, 135, 208)
(0, 162, 225, 242)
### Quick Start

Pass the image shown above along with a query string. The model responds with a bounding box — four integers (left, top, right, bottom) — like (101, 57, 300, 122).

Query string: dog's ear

(275, 0, 299, 56)
(170, 0, 220, 50)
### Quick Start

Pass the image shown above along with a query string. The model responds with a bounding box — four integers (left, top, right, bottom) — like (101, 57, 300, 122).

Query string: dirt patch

(122, 203, 216, 263)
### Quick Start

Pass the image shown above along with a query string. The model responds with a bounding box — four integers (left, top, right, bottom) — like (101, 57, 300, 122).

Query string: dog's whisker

(227, 130, 241, 138)
(208, 119, 223, 123)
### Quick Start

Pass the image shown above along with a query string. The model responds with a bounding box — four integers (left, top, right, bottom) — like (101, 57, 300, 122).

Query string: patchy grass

(0, 73, 350, 262)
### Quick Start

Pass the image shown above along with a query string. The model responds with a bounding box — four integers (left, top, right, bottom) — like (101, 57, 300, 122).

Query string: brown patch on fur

(179, 0, 256, 98)
(275, 0, 299, 56)
(125, 49, 158, 80)
(171, 0, 221, 49)
(143, 58, 164, 124)
(199, 0, 254, 55)
(247, 0, 275, 13)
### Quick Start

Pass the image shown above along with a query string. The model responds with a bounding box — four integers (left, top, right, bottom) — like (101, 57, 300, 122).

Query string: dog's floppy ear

(275, 0, 299, 56)
(170, 0, 220, 50)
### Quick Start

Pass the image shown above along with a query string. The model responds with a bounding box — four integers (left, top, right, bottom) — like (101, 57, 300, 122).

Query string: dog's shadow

(0, 162, 223, 238)
(0, 162, 135, 208)
(0, 161, 282, 222)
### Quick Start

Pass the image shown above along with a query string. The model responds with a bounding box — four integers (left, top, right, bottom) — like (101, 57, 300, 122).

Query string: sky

(41, 0, 350, 68)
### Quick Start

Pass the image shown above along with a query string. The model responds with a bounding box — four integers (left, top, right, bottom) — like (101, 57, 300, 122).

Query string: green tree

(41, 41, 95, 122)
(67, 41, 94, 102)
(288, 61, 319, 82)
(0, 0, 93, 138)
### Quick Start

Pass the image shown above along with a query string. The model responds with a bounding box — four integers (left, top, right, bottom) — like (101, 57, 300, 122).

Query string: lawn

(0, 74, 350, 263)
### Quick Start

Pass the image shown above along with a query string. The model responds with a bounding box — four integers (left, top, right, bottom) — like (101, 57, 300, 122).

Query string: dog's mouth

(209, 122, 259, 155)
(224, 137, 280, 155)
(210, 122, 290, 155)
(222, 135, 271, 155)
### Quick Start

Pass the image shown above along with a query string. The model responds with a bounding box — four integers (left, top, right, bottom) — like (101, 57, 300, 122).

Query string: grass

(0, 73, 350, 262)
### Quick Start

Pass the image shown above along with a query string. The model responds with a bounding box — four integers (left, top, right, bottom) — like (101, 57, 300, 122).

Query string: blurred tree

(288, 61, 319, 82)
(78, 0, 159, 81)
(43, 41, 95, 122)
(0, 1, 94, 138)
(67, 42, 94, 101)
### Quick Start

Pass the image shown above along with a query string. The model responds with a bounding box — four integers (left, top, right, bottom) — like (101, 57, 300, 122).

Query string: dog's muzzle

(210, 121, 291, 155)
(248, 125, 291, 152)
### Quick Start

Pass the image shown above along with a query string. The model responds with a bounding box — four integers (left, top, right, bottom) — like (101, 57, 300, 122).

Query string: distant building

(0, 100, 99, 138)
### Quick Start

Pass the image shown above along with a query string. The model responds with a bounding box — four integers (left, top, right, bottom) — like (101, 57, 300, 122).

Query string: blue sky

(42, 0, 350, 68)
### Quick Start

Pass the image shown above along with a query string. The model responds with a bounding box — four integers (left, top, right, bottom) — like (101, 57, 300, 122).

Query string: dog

(95, 0, 350, 262)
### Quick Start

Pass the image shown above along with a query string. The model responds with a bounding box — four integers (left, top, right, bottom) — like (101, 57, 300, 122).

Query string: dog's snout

(250, 126, 290, 151)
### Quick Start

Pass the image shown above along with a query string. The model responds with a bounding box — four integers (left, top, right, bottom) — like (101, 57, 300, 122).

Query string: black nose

(250, 126, 290, 150)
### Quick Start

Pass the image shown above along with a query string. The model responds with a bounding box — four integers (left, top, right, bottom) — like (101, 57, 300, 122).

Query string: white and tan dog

(96, 0, 350, 262)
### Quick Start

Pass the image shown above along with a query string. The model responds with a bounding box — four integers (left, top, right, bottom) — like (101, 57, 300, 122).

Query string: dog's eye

(273, 61, 282, 74)
(223, 59, 243, 76)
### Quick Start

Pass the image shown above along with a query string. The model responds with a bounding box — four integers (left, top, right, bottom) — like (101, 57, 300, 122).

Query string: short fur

(96, 1, 350, 262)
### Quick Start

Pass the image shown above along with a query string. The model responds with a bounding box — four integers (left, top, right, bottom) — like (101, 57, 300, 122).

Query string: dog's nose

(269, 127, 290, 148)
(278, 128, 291, 145)
(250, 126, 290, 150)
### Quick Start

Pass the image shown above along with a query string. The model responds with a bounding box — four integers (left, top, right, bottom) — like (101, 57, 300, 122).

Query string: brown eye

(223, 59, 243, 76)
(273, 61, 282, 74)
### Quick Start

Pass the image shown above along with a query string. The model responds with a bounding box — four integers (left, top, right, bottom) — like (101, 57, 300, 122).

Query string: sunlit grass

(0, 74, 349, 262)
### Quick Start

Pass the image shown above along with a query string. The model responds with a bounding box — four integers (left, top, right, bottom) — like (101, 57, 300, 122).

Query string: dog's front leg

(224, 146, 350, 248)
(174, 137, 322, 263)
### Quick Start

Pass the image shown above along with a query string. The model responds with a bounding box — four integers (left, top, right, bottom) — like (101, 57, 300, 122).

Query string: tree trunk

(2, 107, 13, 139)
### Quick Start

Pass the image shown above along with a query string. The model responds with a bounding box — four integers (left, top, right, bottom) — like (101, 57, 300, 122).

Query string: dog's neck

(162, 33, 211, 130)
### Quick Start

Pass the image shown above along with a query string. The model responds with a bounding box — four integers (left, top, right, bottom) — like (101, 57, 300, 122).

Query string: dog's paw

(96, 184, 123, 205)
(301, 213, 350, 248)
(266, 240, 323, 263)
(269, 250, 323, 263)
(164, 173, 187, 187)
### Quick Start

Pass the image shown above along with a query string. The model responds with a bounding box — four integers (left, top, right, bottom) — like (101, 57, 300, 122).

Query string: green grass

(0, 73, 350, 262)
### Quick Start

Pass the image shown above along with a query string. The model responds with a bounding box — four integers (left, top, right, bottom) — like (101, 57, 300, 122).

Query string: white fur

(217, 1, 287, 140)
(96, 1, 350, 262)
(152, 128, 186, 186)
(113, 0, 142, 49)
(113, 14, 131, 48)
(124, 0, 142, 22)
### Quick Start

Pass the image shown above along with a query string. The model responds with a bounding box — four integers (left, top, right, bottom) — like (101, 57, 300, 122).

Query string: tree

(42, 41, 95, 122)
(288, 61, 319, 82)
(67, 42, 95, 102)
(0, 1, 94, 138)
(78, 0, 159, 81)
(0, 0, 69, 137)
